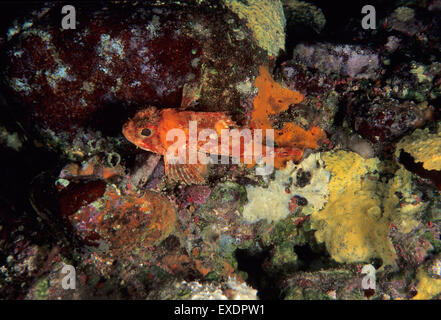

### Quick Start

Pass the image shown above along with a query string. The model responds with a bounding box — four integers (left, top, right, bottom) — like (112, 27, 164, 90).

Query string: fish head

(122, 106, 165, 154)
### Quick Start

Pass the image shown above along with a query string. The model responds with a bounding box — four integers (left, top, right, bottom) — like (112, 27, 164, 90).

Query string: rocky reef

(1, 0, 441, 301)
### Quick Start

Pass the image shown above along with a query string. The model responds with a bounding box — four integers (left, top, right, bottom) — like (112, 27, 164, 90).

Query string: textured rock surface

(2, 0, 441, 301)
(4, 1, 267, 135)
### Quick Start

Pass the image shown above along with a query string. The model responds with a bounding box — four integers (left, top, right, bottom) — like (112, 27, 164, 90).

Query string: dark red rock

(3, 2, 267, 134)
(347, 96, 433, 143)
(281, 62, 336, 97)
(58, 180, 107, 217)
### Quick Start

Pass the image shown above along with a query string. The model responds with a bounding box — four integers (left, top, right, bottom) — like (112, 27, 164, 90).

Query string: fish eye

(140, 128, 153, 137)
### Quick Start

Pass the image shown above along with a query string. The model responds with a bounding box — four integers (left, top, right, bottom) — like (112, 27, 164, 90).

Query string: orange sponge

(251, 66, 326, 168)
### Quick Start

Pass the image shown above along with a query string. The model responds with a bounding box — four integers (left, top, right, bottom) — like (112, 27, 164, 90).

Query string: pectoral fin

(164, 158, 207, 185)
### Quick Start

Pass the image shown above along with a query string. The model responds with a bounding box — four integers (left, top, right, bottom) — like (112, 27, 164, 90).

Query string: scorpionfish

(123, 107, 302, 185)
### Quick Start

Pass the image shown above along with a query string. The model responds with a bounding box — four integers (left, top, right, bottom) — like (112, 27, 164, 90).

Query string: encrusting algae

(70, 185, 176, 251)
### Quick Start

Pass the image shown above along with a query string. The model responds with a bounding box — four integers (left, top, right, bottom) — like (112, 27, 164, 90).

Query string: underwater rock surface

(4, 1, 267, 135)
(2, 0, 441, 301)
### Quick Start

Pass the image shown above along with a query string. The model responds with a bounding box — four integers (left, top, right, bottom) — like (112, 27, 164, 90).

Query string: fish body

(123, 107, 301, 184)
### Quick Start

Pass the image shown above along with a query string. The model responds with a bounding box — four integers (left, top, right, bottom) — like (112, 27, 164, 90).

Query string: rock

(4, 1, 267, 135)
